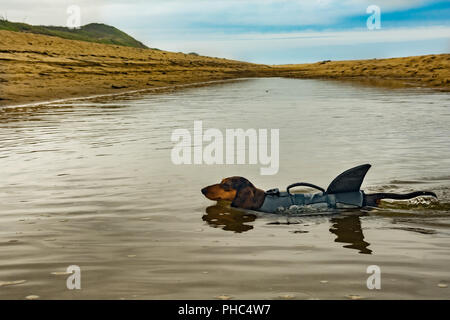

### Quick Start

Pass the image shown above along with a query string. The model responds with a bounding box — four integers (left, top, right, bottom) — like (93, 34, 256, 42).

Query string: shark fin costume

(259, 164, 371, 213)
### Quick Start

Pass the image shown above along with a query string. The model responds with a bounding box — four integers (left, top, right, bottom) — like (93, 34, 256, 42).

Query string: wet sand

(1, 29, 449, 107)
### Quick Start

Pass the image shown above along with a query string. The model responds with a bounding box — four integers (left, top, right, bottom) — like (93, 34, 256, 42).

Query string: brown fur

(201, 177, 265, 210)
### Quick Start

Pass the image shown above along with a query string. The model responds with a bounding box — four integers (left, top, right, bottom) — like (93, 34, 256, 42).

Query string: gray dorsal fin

(326, 164, 371, 194)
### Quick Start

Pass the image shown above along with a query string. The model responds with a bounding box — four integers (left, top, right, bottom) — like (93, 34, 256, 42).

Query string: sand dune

(275, 55, 450, 90)
(0, 29, 448, 106)
(0, 30, 270, 106)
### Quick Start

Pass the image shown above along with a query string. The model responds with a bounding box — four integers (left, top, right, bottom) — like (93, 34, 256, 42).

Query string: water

(0, 78, 449, 299)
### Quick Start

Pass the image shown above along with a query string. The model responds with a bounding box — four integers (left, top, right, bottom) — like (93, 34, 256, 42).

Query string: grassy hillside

(0, 19, 148, 49)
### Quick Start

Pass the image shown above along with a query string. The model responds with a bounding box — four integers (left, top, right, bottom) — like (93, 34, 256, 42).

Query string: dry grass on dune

(275, 55, 450, 90)
(0, 30, 270, 106)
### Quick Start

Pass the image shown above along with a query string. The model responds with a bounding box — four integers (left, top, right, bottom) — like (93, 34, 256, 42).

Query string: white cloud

(145, 26, 450, 63)
(102, 0, 431, 27)
(1, 0, 447, 63)
(1, 0, 434, 27)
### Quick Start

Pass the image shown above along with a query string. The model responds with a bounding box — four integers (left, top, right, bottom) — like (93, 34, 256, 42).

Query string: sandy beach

(0, 29, 449, 106)
(0, 30, 271, 106)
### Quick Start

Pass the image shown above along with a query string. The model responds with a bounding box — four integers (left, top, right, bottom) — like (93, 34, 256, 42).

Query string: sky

(2, 0, 450, 63)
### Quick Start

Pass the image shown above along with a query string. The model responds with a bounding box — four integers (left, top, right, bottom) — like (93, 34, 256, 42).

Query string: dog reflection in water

(202, 202, 256, 233)
(202, 203, 372, 254)
(329, 215, 372, 254)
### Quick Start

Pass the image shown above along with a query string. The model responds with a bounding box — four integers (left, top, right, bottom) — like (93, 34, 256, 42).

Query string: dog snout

(201, 187, 208, 195)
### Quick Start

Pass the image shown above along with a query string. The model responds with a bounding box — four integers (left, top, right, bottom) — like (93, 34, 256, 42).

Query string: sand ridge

(0, 30, 271, 106)
(274, 55, 450, 90)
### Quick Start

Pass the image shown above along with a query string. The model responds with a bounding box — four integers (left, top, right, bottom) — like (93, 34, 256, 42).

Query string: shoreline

(0, 30, 272, 107)
(274, 54, 450, 91)
(1, 29, 449, 107)
(0, 78, 251, 109)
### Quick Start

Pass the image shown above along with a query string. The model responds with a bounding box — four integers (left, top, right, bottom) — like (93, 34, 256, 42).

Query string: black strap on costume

(286, 183, 326, 207)
(287, 183, 326, 195)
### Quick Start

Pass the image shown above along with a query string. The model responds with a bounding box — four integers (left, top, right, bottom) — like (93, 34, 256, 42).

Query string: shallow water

(0, 78, 449, 299)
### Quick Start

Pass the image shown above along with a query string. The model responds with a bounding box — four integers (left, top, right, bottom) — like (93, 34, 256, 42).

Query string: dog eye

(221, 183, 231, 191)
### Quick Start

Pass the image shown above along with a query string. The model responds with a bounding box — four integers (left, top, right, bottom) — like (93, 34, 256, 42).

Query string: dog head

(201, 177, 264, 209)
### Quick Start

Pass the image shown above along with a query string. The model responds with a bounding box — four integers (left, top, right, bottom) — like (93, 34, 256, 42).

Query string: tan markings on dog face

(202, 183, 237, 201)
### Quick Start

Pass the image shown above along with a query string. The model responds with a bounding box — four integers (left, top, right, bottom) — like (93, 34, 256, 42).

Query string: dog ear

(231, 186, 255, 209)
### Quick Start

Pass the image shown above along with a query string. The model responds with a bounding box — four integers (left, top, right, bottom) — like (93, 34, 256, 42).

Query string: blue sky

(3, 0, 450, 63)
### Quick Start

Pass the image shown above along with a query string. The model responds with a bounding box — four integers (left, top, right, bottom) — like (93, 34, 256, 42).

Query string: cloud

(103, 0, 431, 28)
(2, 0, 448, 63)
(1, 0, 438, 27)
(144, 26, 450, 63)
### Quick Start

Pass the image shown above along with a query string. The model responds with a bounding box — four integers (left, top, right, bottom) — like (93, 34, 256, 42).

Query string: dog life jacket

(259, 190, 365, 213)
(259, 164, 371, 214)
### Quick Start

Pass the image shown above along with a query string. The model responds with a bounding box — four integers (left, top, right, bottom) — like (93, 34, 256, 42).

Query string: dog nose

(201, 187, 207, 195)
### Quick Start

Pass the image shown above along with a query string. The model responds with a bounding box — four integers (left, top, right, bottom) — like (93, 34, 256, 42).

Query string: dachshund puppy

(202, 173, 437, 213)
(201, 177, 266, 210)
